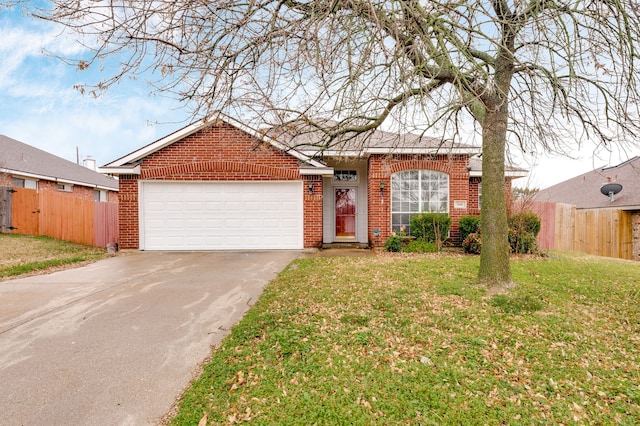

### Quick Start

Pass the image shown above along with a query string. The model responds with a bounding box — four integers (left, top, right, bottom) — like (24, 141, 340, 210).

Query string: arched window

(391, 170, 449, 233)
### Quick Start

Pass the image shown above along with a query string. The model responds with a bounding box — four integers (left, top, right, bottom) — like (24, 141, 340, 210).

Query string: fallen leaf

(198, 412, 208, 426)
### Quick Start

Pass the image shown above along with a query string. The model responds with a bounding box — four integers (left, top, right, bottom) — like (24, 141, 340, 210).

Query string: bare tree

(24, 0, 640, 288)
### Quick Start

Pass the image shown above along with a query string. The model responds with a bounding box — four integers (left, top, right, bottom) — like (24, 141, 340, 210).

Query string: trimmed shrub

(458, 215, 481, 242)
(384, 235, 403, 252)
(508, 228, 539, 254)
(508, 211, 542, 254)
(508, 211, 541, 236)
(462, 232, 482, 254)
(403, 240, 438, 253)
(410, 213, 451, 245)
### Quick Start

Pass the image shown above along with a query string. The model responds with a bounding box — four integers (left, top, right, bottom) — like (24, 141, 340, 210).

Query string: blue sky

(0, 5, 191, 167)
(0, 4, 634, 189)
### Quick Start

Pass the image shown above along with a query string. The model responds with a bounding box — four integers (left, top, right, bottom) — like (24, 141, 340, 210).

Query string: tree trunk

(478, 107, 512, 288)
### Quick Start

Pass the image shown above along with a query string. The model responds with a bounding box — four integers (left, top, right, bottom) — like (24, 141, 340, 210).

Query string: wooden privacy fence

(8, 187, 118, 248)
(529, 202, 633, 260)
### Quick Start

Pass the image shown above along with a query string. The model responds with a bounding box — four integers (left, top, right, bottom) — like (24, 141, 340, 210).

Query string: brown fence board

(530, 202, 556, 250)
(555, 203, 575, 251)
(9, 188, 118, 247)
(95, 202, 119, 247)
(531, 201, 634, 260)
(11, 187, 39, 235)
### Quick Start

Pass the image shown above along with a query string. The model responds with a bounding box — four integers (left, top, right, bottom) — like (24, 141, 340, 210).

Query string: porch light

(379, 181, 385, 194)
(308, 181, 314, 195)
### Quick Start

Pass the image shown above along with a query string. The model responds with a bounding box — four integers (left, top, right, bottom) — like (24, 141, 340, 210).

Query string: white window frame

(94, 189, 108, 202)
(10, 177, 37, 189)
(391, 170, 449, 233)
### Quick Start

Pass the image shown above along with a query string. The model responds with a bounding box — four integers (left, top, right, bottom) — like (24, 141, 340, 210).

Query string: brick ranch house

(102, 113, 525, 250)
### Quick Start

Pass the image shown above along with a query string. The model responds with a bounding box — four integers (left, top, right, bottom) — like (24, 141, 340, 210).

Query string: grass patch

(0, 234, 108, 279)
(170, 252, 640, 425)
(489, 294, 544, 314)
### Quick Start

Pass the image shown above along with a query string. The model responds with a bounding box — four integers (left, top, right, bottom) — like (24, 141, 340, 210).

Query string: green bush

(384, 235, 403, 252)
(508, 228, 539, 254)
(402, 240, 438, 253)
(508, 211, 541, 254)
(508, 211, 541, 236)
(462, 232, 482, 254)
(458, 215, 481, 242)
(410, 213, 451, 244)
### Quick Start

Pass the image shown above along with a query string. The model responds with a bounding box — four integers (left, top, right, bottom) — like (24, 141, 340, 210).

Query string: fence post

(0, 186, 13, 234)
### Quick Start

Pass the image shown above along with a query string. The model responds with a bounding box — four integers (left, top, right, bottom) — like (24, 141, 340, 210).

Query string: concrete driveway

(0, 251, 299, 425)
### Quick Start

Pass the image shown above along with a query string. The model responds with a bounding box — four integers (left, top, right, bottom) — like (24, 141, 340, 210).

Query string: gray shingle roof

(0, 135, 118, 191)
(467, 155, 528, 178)
(532, 156, 640, 209)
(266, 121, 480, 156)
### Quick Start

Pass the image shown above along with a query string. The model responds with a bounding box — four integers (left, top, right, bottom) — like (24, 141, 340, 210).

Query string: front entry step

(321, 242, 370, 250)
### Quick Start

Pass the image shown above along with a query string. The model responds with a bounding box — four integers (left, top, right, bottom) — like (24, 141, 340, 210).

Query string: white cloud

(0, 9, 191, 167)
(1, 90, 188, 166)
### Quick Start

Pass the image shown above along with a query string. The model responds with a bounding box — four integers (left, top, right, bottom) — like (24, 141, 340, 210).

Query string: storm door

(335, 188, 356, 239)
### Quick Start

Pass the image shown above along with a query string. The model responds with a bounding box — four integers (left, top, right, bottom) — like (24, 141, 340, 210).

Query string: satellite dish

(600, 182, 623, 202)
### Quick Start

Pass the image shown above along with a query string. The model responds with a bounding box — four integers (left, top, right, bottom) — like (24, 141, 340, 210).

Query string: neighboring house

(532, 156, 640, 260)
(0, 135, 119, 246)
(102, 113, 526, 251)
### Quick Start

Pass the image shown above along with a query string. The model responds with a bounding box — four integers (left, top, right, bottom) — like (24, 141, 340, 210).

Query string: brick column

(118, 176, 139, 249)
(367, 156, 390, 248)
(303, 176, 323, 249)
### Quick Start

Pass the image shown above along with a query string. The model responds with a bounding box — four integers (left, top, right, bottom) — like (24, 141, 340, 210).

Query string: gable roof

(102, 112, 331, 175)
(0, 135, 118, 191)
(467, 155, 528, 178)
(533, 156, 640, 209)
(267, 120, 481, 157)
(102, 113, 527, 179)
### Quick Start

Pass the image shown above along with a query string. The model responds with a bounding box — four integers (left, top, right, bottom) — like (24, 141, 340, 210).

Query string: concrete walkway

(0, 251, 298, 425)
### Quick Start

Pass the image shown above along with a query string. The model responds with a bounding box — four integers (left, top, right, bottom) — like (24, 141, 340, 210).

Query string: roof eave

(299, 167, 335, 176)
(103, 119, 210, 167)
(1, 167, 118, 191)
(98, 165, 141, 175)
(469, 170, 528, 178)
(506, 171, 529, 178)
(104, 112, 328, 171)
(577, 204, 640, 211)
(365, 147, 480, 155)
(1, 168, 57, 182)
(310, 147, 480, 157)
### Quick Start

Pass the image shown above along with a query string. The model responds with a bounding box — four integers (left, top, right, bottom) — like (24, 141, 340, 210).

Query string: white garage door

(140, 181, 303, 250)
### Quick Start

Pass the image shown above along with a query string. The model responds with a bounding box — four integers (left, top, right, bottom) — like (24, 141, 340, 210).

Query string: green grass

(170, 251, 640, 425)
(0, 234, 109, 279)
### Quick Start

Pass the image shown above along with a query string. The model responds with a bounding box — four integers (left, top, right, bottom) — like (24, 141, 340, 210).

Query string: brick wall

(107, 191, 118, 203)
(118, 123, 322, 249)
(468, 177, 481, 214)
(118, 176, 140, 249)
(367, 154, 472, 247)
(632, 212, 640, 261)
(303, 176, 323, 248)
(1, 173, 117, 202)
(37, 180, 98, 201)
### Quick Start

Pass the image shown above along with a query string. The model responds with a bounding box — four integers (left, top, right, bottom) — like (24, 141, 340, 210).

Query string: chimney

(83, 156, 97, 171)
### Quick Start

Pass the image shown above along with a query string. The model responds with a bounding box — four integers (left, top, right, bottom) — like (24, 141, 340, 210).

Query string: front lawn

(170, 251, 640, 425)
(0, 234, 109, 280)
